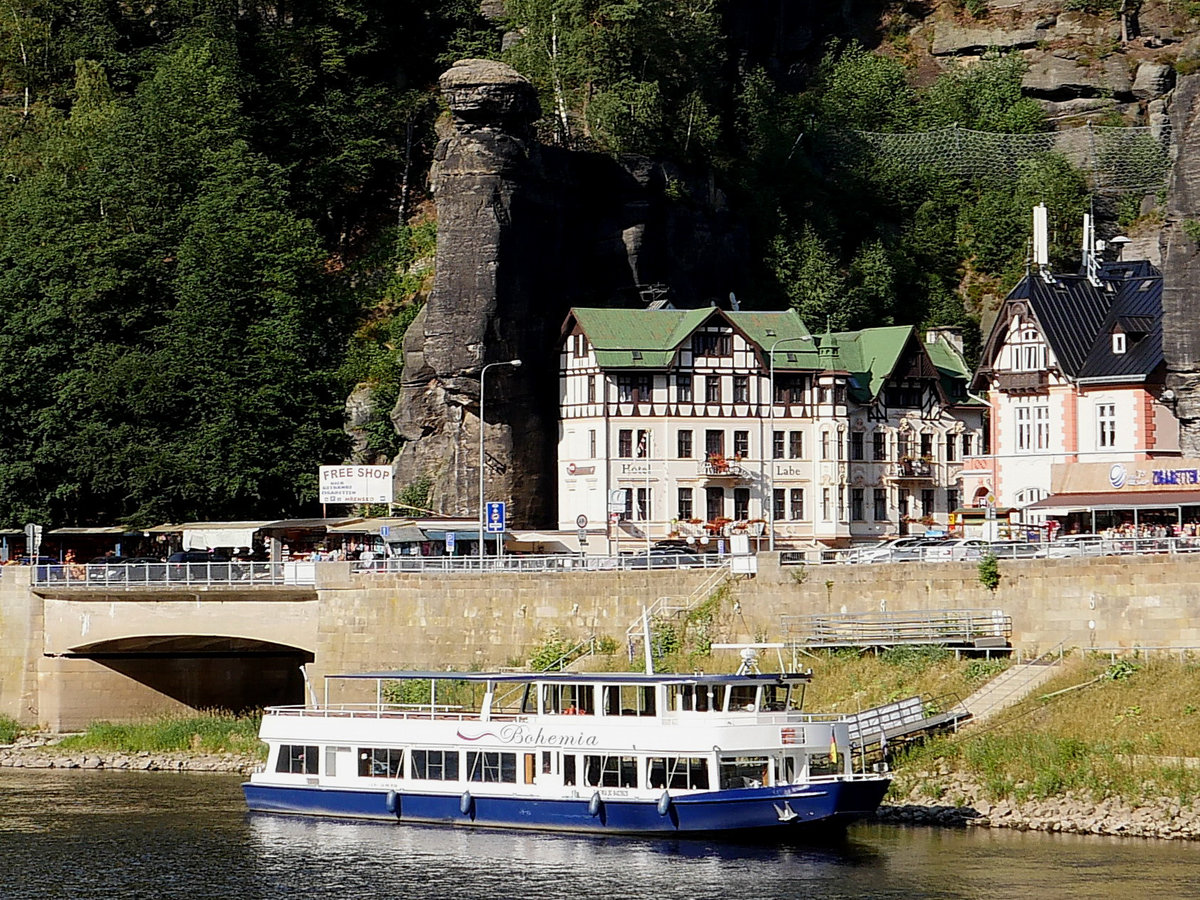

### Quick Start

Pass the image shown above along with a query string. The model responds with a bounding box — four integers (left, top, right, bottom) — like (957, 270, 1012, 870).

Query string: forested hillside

(0, 1, 1167, 528)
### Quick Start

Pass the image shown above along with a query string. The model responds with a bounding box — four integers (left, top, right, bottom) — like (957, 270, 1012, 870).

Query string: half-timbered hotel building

(557, 307, 983, 551)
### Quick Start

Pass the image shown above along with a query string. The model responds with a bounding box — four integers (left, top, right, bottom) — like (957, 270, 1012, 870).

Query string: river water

(2, 770, 1198, 899)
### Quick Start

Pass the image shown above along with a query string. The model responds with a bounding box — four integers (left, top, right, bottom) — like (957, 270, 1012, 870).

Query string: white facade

(558, 311, 984, 551)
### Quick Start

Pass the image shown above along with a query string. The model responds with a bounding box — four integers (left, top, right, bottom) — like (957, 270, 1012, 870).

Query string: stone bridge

(5, 553, 1200, 731)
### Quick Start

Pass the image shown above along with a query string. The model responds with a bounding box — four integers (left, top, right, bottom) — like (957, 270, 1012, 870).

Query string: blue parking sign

(445, 531, 456, 553)
(486, 501, 506, 534)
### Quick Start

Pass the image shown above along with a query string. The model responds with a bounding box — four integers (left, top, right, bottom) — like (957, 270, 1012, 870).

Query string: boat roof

(328, 671, 812, 685)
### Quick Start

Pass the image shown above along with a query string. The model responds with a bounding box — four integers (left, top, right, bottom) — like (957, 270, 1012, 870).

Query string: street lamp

(768, 335, 813, 552)
(478, 358, 522, 566)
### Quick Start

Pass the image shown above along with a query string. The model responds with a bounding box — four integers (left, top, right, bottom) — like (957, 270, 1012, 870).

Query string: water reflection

(1, 770, 1198, 899)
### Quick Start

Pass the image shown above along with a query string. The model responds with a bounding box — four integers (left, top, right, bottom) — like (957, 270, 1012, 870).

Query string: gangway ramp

(783, 609, 1012, 652)
(845, 694, 971, 753)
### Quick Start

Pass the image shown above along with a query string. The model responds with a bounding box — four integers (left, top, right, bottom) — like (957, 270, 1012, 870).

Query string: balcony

(885, 458, 935, 481)
(700, 455, 750, 480)
(993, 370, 1049, 394)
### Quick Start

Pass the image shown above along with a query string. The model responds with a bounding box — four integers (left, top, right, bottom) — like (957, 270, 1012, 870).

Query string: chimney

(926, 327, 963, 356)
(1032, 203, 1049, 268)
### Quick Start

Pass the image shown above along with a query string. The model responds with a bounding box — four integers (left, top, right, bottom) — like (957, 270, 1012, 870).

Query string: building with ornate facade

(960, 238, 1179, 528)
(557, 307, 983, 551)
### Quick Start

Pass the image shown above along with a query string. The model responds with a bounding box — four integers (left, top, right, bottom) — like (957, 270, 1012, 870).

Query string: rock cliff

(391, 60, 747, 526)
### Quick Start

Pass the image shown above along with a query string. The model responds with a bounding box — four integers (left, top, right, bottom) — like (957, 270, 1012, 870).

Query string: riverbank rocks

(876, 771, 1200, 841)
(0, 741, 258, 775)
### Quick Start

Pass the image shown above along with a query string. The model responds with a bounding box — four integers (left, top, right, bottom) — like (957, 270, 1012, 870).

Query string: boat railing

(264, 703, 497, 722)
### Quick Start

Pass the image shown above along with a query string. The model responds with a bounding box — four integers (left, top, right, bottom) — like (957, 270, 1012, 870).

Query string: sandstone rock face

(391, 59, 748, 527)
(1022, 52, 1133, 100)
(392, 60, 551, 526)
(1161, 75, 1200, 455)
(1133, 62, 1175, 102)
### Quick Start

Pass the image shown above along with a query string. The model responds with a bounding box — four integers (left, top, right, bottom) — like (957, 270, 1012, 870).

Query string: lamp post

(478, 358, 522, 566)
(768, 335, 812, 552)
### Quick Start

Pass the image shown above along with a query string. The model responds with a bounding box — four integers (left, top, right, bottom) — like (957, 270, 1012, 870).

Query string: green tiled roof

(566, 307, 974, 404)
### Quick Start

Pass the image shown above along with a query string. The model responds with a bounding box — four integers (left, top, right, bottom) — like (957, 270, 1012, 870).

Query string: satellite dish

(729, 291, 740, 312)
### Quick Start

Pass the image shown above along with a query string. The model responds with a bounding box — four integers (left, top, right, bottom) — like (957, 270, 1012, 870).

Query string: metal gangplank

(782, 609, 1012, 653)
(844, 693, 971, 754)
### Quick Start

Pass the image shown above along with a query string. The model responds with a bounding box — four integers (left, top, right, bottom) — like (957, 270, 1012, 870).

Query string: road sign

(608, 489, 626, 514)
(577, 528, 588, 545)
(445, 531, 456, 553)
(24, 523, 42, 555)
(380, 525, 390, 537)
(609, 512, 619, 524)
(485, 501, 506, 534)
(576, 514, 588, 528)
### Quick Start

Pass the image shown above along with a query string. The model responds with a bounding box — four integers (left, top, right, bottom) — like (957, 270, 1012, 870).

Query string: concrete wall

(0, 566, 41, 723)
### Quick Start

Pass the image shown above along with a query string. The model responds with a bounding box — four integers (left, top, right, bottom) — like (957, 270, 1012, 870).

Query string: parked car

(167, 550, 236, 581)
(1032, 535, 1114, 559)
(985, 540, 1043, 559)
(16, 556, 65, 581)
(87, 556, 132, 583)
(853, 537, 946, 564)
(626, 547, 708, 569)
(923, 539, 988, 562)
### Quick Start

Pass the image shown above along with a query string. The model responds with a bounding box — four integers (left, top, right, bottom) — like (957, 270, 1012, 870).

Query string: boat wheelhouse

(243, 669, 890, 836)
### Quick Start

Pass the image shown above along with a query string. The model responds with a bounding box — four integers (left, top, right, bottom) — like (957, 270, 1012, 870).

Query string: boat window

(776, 754, 797, 785)
(563, 754, 577, 786)
(718, 756, 770, 789)
(667, 684, 699, 711)
(467, 751, 517, 784)
(358, 747, 404, 778)
(275, 744, 318, 775)
(601, 684, 657, 717)
(411, 749, 460, 781)
(647, 757, 710, 790)
(583, 754, 639, 788)
(694, 684, 725, 712)
(761, 684, 789, 711)
(541, 751, 553, 775)
(543, 683, 594, 715)
(728, 685, 758, 711)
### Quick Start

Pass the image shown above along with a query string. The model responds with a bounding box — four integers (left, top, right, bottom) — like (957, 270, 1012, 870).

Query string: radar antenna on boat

(711, 643, 788, 674)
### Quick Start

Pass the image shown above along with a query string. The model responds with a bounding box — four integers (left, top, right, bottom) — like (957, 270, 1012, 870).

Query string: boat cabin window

(467, 751, 517, 784)
(601, 684, 657, 717)
(275, 744, 318, 775)
(761, 683, 790, 711)
(542, 683, 594, 715)
(563, 754, 577, 786)
(647, 757, 710, 790)
(696, 684, 725, 712)
(584, 754, 639, 788)
(718, 755, 771, 789)
(728, 684, 759, 711)
(358, 747, 404, 778)
(411, 749, 460, 781)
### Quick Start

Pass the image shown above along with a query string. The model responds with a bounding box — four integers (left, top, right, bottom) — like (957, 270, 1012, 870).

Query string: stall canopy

(326, 518, 426, 542)
(175, 521, 274, 551)
(1025, 490, 1200, 515)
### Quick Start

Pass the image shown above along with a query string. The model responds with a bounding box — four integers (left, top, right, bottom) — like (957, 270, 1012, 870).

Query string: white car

(1032, 535, 1114, 559)
(923, 539, 988, 562)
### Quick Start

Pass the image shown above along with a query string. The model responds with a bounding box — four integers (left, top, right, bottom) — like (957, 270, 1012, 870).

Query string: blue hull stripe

(242, 779, 889, 835)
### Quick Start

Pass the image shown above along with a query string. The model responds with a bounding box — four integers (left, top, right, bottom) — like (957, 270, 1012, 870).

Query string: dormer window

(1112, 332, 1126, 354)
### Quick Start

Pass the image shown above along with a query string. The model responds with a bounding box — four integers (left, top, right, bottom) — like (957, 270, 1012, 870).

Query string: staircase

(962, 653, 1063, 724)
(623, 564, 733, 647)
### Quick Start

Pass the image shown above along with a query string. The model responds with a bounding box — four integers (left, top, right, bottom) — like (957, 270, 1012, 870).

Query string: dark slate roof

(1021, 260, 1162, 381)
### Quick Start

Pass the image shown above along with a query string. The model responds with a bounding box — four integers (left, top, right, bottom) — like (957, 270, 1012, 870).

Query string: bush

(55, 713, 261, 756)
(978, 552, 1000, 590)
(0, 715, 21, 744)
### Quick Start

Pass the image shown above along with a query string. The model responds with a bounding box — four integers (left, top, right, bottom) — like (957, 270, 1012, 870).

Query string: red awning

(1025, 490, 1200, 513)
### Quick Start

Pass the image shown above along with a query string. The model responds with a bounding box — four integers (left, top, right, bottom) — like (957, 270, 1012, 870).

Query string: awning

(379, 525, 427, 543)
(1024, 490, 1200, 515)
(179, 522, 273, 551)
(47, 526, 141, 535)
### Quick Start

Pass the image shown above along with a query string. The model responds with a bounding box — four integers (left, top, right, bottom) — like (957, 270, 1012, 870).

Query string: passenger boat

(242, 664, 891, 836)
